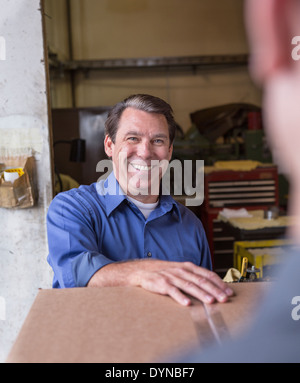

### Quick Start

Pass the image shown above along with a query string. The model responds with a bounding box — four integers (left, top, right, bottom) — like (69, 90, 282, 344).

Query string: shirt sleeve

(46, 192, 113, 288)
(198, 221, 213, 271)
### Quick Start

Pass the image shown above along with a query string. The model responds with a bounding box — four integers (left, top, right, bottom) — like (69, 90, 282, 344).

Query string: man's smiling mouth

(130, 163, 153, 171)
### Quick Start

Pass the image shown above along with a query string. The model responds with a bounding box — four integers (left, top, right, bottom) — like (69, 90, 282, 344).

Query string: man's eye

(127, 137, 138, 141)
(154, 139, 164, 144)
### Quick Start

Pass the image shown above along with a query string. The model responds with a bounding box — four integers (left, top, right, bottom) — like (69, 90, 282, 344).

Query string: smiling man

(104, 105, 172, 202)
(47, 94, 233, 306)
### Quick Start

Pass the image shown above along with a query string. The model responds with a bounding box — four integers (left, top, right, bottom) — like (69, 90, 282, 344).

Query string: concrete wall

(0, 0, 53, 362)
(46, 0, 262, 131)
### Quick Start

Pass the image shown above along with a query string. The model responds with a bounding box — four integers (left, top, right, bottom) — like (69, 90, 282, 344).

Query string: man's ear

(245, 0, 296, 85)
(104, 135, 114, 158)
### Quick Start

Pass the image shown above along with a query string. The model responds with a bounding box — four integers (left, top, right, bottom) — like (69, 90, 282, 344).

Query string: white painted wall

(0, 0, 53, 362)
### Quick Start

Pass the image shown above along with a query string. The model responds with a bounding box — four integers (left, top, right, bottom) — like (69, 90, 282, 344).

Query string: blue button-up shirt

(47, 172, 212, 288)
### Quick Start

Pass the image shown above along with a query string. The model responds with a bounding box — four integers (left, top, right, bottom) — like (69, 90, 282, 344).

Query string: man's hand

(129, 261, 234, 306)
(88, 260, 234, 306)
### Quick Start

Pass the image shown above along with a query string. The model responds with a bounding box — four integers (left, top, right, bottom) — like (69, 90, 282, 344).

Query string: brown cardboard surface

(6, 283, 269, 363)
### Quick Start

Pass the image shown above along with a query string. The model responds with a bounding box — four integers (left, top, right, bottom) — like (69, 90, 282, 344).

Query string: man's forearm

(87, 259, 169, 287)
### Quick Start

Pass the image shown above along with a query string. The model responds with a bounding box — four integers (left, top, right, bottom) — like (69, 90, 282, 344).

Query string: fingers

(160, 267, 233, 305)
(179, 262, 234, 299)
(134, 270, 191, 306)
(134, 263, 234, 306)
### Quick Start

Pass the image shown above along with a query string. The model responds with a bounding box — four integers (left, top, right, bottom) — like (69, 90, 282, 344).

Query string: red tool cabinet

(198, 166, 279, 276)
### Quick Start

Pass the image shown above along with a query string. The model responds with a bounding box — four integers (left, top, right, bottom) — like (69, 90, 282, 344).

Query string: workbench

(6, 283, 270, 363)
(218, 209, 290, 241)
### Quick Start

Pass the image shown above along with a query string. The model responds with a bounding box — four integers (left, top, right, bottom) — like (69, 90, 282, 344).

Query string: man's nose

(137, 140, 152, 158)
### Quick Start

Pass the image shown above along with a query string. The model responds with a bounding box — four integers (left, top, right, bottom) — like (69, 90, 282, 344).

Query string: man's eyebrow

(124, 131, 168, 139)
(152, 133, 168, 139)
(124, 130, 143, 137)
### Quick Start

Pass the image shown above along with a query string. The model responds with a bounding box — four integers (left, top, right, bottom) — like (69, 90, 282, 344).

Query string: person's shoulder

(49, 183, 102, 213)
(53, 182, 96, 200)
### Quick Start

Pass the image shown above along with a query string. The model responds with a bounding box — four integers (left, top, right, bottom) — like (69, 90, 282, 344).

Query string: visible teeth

(131, 164, 152, 171)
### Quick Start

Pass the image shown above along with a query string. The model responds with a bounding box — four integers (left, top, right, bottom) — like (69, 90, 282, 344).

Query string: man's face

(104, 107, 173, 203)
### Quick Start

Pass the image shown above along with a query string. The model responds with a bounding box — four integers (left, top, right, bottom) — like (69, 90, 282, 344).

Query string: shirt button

(147, 252, 152, 258)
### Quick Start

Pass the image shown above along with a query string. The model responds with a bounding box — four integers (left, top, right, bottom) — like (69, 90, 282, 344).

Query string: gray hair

(105, 94, 177, 146)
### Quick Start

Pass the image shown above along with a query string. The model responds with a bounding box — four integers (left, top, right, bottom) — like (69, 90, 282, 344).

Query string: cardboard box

(6, 283, 268, 363)
(0, 156, 37, 208)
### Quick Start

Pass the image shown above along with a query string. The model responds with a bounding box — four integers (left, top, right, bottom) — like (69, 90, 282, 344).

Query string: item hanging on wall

(0, 156, 37, 208)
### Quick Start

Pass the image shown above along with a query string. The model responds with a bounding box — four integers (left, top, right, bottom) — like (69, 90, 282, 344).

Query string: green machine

(172, 103, 289, 207)
(173, 103, 271, 164)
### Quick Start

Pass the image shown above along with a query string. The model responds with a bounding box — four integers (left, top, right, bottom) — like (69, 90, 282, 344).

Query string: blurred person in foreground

(178, 0, 300, 363)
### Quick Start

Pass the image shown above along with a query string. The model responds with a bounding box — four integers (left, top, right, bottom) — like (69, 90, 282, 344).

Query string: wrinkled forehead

(116, 107, 169, 137)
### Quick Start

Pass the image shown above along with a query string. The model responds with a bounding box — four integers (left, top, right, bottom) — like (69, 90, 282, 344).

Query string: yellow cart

(233, 239, 292, 278)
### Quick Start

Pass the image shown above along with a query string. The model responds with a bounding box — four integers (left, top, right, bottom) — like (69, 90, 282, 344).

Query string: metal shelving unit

(49, 53, 249, 73)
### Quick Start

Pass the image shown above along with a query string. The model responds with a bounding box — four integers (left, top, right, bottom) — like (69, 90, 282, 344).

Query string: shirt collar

(96, 171, 126, 216)
(157, 193, 182, 222)
(96, 171, 182, 221)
